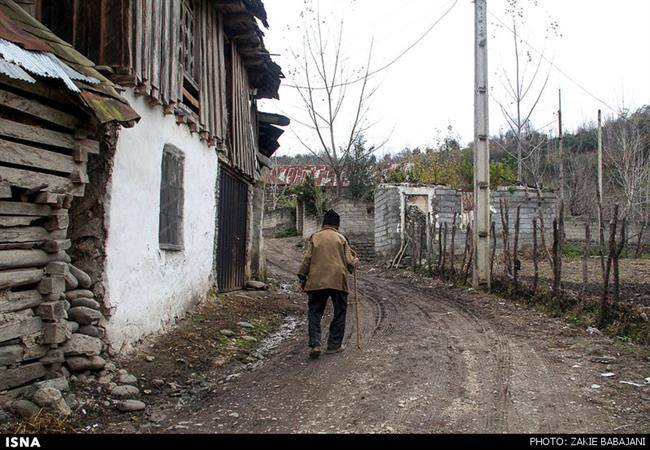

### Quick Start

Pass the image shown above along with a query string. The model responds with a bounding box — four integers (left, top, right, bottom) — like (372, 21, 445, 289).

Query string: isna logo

(5, 437, 41, 448)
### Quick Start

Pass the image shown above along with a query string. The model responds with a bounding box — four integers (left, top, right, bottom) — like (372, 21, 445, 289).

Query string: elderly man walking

(298, 209, 359, 359)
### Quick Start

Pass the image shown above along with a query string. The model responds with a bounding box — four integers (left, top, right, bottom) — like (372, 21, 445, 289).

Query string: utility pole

(558, 89, 564, 204)
(473, 0, 490, 289)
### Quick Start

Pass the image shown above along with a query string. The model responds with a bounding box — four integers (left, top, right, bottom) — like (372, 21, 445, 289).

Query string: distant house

(263, 164, 340, 188)
(0, 0, 139, 397)
(24, 0, 288, 351)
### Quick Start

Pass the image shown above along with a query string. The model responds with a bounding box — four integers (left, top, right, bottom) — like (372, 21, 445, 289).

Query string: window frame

(159, 144, 185, 252)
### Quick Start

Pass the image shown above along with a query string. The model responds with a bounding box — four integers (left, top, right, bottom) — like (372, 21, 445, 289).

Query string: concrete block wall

(374, 184, 559, 262)
(263, 207, 296, 238)
(302, 197, 376, 260)
(375, 186, 404, 262)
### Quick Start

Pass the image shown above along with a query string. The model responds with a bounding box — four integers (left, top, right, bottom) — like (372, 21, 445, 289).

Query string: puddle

(249, 316, 303, 369)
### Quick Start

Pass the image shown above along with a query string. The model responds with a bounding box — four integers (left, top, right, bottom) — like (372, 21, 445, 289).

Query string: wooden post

(613, 218, 626, 303)
(552, 218, 559, 298)
(600, 204, 619, 326)
(533, 218, 539, 294)
(437, 224, 443, 272)
(582, 223, 591, 296)
(441, 223, 448, 275)
(473, 0, 491, 289)
(462, 223, 471, 277)
(499, 200, 511, 278)
(464, 226, 474, 285)
(490, 221, 497, 281)
(513, 205, 521, 290)
(450, 212, 457, 275)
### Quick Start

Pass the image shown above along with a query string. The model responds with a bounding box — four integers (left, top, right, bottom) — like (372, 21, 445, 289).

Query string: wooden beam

(0, 201, 64, 217)
(0, 249, 68, 270)
(0, 290, 42, 314)
(0, 216, 38, 227)
(0, 316, 42, 343)
(0, 139, 78, 174)
(0, 166, 85, 196)
(0, 267, 44, 289)
(0, 89, 80, 130)
(0, 227, 50, 243)
(0, 362, 47, 391)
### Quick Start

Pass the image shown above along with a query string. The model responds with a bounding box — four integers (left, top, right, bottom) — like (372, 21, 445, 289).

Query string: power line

(486, 8, 620, 115)
(285, 0, 459, 91)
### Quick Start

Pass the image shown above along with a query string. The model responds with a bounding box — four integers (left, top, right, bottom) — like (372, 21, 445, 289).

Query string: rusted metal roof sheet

(0, 0, 139, 126)
(263, 165, 342, 187)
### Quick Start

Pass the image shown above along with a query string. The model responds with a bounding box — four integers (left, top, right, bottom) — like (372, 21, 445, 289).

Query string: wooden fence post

(614, 218, 626, 303)
(513, 205, 521, 290)
(533, 218, 539, 294)
(600, 204, 619, 327)
(450, 212, 457, 275)
(490, 221, 496, 281)
(582, 223, 591, 296)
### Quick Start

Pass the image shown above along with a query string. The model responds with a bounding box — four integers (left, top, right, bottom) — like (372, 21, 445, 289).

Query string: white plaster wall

(104, 89, 219, 353)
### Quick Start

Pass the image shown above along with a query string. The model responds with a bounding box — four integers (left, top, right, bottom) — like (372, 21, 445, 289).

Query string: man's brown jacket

(298, 226, 357, 293)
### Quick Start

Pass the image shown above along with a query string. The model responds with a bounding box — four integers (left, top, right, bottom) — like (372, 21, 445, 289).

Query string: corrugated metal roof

(0, 38, 98, 92)
(263, 165, 342, 187)
(0, 52, 33, 82)
(0, 0, 139, 126)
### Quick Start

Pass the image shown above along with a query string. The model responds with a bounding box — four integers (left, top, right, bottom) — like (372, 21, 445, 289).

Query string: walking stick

(354, 268, 361, 349)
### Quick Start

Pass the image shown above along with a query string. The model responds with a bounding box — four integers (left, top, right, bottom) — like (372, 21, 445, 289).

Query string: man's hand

(353, 257, 360, 269)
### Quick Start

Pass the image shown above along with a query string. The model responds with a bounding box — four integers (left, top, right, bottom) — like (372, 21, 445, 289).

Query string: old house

(0, 0, 139, 399)
(21, 0, 287, 352)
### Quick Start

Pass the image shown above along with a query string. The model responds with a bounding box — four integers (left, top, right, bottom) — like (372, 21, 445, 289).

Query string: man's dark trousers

(307, 289, 348, 349)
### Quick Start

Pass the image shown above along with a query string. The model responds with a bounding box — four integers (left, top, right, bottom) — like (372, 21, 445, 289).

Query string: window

(180, 0, 200, 115)
(159, 145, 185, 250)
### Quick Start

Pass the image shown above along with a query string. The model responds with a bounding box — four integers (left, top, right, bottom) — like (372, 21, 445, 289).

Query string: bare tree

(603, 108, 649, 222)
(493, 0, 559, 185)
(288, 5, 378, 197)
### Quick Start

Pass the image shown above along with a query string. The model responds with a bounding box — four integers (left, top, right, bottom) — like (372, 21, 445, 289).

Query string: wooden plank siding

(36, 0, 261, 180)
(229, 44, 257, 179)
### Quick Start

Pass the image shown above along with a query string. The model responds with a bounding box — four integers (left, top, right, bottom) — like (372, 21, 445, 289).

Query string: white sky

(258, 0, 650, 157)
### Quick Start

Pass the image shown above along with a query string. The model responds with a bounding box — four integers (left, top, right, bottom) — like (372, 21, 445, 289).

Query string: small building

(374, 183, 557, 263)
(0, 0, 139, 399)
(25, 0, 287, 351)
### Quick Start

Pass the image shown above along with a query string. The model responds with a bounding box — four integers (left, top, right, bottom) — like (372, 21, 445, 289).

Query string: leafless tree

(288, 5, 379, 197)
(492, 0, 559, 185)
(603, 108, 649, 222)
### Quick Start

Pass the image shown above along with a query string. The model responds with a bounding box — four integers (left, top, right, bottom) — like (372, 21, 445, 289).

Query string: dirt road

(136, 237, 646, 434)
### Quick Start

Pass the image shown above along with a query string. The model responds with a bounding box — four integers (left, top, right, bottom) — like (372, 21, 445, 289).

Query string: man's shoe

(309, 345, 321, 359)
(325, 345, 344, 354)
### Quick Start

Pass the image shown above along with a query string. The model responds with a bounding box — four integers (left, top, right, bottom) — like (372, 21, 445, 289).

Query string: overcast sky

(258, 0, 650, 157)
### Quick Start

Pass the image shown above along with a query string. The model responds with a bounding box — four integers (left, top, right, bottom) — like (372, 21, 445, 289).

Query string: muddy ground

(11, 237, 649, 434)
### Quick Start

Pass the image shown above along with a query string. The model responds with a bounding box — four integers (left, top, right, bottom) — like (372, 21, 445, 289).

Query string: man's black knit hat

(323, 209, 340, 227)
